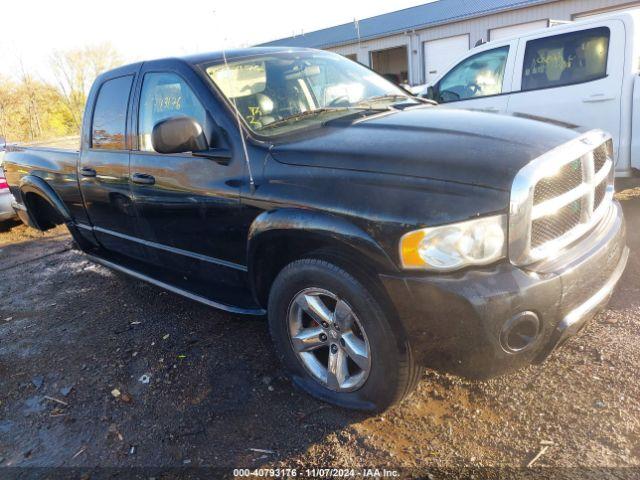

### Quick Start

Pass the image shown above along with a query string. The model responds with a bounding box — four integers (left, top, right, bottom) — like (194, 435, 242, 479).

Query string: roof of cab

(176, 47, 321, 65)
(94, 61, 144, 82)
(95, 47, 329, 82)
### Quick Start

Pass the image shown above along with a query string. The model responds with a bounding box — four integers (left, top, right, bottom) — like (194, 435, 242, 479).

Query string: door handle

(483, 107, 500, 113)
(132, 173, 156, 186)
(80, 167, 97, 177)
(582, 94, 615, 103)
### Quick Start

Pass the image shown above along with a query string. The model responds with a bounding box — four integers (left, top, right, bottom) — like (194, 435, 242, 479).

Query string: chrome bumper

(549, 245, 629, 354)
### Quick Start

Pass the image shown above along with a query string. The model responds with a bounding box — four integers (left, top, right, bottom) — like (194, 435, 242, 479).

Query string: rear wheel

(268, 258, 420, 411)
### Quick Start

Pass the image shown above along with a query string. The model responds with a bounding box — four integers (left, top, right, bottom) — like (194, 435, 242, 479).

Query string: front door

(129, 67, 249, 304)
(432, 42, 515, 114)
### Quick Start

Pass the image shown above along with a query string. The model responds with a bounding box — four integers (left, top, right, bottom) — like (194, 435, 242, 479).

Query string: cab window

(521, 27, 610, 91)
(436, 46, 510, 103)
(138, 72, 206, 152)
(92, 76, 133, 150)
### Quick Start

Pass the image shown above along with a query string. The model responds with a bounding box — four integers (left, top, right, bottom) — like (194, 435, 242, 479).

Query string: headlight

(399, 215, 507, 271)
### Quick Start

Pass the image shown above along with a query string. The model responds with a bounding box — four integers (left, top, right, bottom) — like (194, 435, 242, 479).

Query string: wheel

(268, 258, 420, 411)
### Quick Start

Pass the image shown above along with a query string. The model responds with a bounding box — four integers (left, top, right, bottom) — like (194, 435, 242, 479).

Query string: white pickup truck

(417, 9, 640, 179)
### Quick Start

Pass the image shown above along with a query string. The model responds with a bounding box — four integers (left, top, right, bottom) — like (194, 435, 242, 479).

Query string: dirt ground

(0, 192, 639, 479)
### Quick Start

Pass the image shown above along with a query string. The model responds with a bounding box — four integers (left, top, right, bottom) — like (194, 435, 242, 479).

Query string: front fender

(246, 208, 410, 345)
(19, 174, 71, 225)
(247, 208, 399, 293)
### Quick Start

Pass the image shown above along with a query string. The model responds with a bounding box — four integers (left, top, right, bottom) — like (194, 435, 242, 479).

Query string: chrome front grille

(533, 159, 583, 205)
(593, 143, 608, 173)
(531, 202, 582, 249)
(594, 178, 607, 209)
(509, 130, 615, 266)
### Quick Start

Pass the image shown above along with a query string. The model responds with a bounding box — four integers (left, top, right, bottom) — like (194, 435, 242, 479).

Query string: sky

(0, 0, 432, 81)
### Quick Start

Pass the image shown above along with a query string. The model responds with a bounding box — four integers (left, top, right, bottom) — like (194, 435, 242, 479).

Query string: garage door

(489, 20, 548, 41)
(423, 34, 469, 84)
(575, 4, 640, 19)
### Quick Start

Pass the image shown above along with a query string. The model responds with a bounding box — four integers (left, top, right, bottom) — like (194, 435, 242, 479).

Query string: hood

(270, 107, 580, 191)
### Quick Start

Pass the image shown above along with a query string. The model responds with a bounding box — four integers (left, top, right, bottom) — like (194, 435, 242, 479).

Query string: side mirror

(151, 116, 208, 154)
(426, 86, 436, 101)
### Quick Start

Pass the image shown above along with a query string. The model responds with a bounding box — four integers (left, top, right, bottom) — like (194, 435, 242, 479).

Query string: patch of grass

(615, 187, 640, 202)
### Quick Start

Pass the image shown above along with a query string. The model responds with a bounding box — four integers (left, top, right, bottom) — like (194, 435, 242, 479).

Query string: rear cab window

(91, 76, 134, 150)
(521, 27, 610, 91)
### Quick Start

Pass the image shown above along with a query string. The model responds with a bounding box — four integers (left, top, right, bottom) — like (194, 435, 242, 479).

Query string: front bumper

(537, 243, 628, 361)
(380, 201, 628, 378)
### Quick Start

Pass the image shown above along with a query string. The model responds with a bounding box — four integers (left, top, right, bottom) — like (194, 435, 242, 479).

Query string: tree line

(0, 43, 122, 144)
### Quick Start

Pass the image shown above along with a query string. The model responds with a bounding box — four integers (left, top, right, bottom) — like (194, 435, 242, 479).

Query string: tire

(0, 219, 19, 232)
(268, 258, 420, 411)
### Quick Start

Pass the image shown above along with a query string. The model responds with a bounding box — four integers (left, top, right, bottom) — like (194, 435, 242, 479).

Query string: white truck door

(507, 21, 624, 162)
(431, 40, 518, 114)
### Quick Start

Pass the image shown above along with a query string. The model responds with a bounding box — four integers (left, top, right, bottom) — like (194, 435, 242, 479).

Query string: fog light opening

(500, 312, 541, 354)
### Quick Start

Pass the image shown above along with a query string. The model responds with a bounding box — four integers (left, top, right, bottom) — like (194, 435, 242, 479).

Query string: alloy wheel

(287, 288, 371, 392)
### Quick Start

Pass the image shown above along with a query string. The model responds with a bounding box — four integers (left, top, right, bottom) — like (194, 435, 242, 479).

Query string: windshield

(203, 51, 416, 137)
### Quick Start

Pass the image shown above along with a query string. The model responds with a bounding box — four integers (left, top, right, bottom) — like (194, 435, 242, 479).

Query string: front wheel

(268, 258, 420, 411)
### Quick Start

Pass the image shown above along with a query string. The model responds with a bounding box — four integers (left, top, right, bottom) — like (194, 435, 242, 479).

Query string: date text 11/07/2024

(233, 468, 400, 477)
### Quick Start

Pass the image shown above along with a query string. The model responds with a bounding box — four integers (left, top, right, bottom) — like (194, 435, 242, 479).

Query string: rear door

(507, 22, 624, 158)
(79, 69, 147, 259)
(431, 40, 517, 113)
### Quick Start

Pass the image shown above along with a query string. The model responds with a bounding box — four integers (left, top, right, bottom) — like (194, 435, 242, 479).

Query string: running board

(86, 254, 266, 316)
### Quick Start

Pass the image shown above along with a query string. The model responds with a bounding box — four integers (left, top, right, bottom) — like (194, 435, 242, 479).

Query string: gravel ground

(0, 192, 639, 478)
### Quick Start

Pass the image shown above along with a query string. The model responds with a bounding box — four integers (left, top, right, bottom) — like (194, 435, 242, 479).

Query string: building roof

(258, 0, 554, 49)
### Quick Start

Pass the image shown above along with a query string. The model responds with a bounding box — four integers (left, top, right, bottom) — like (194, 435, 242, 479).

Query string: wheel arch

(19, 175, 70, 230)
(247, 208, 399, 308)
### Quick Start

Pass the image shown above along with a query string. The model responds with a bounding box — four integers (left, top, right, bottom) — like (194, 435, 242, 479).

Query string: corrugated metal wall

(328, 0, 640, 85)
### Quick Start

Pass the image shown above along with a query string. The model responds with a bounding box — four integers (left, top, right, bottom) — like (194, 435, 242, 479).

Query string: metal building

(259, 0, 640, 85)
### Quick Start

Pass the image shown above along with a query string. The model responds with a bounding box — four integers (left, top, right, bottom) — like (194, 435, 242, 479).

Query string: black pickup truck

(4, 48, 628, 411)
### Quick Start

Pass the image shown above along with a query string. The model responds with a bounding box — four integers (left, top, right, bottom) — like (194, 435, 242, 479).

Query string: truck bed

(2, 144, 87, 226)
(18, 136, 80, 151)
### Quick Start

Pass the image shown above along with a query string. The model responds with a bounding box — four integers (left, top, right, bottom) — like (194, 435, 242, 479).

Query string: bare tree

(50, 43, 122, 130)
(0, 77, 10, 143)
(18, 62, 43, 140)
